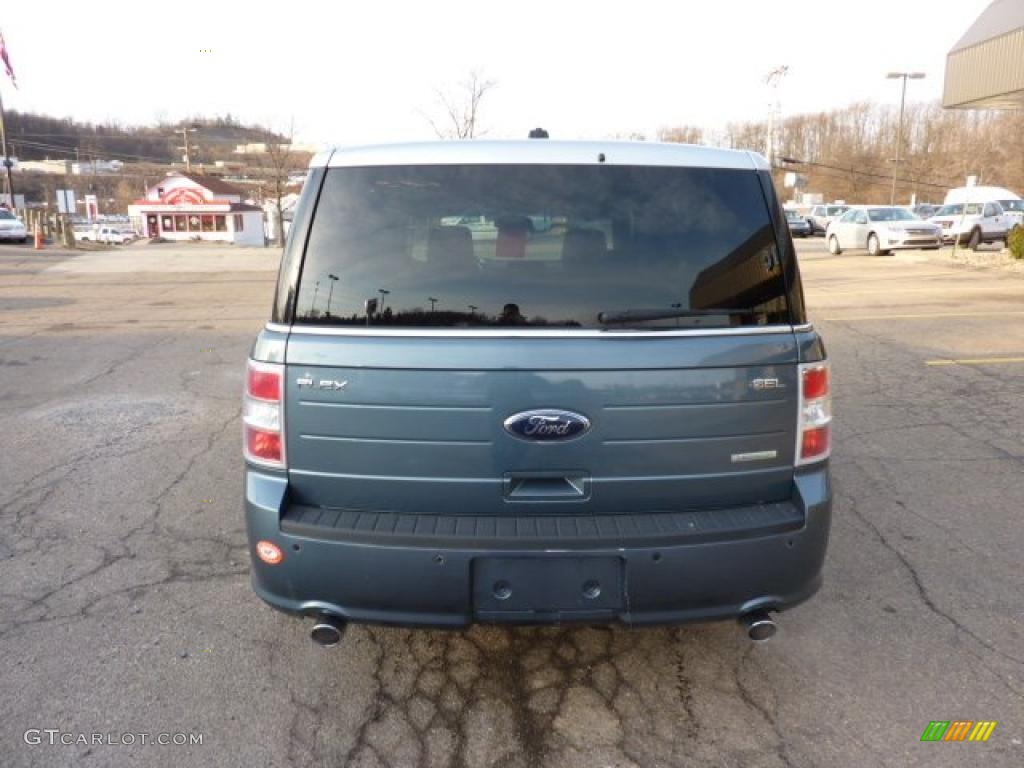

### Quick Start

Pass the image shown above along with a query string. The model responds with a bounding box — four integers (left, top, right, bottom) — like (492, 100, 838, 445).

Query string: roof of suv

(310, 140, 770, 171)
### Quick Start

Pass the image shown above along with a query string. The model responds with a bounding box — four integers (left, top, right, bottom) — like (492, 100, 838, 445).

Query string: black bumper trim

(280, 500, 804, 550)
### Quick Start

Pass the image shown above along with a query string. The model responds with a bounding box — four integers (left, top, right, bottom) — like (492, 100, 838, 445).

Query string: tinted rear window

(295, 164, 791, 329)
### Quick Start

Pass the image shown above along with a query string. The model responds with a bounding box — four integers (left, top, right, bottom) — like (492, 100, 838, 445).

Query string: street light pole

(887, 72, 925, 206)
(763, 65, 789, 170)
(326, 273, 339, 317)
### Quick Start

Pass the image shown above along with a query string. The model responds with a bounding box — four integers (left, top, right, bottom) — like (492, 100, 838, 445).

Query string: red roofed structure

(128, 172, 265, 245)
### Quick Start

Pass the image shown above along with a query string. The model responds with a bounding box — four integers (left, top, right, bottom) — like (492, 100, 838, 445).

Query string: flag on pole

(0, 31, 16, 88)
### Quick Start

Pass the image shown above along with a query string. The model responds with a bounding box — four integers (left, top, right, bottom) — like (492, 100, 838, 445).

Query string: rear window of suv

(294, 164, 792, 329)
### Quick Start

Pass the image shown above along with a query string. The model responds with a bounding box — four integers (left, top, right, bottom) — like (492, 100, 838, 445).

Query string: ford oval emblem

(503, 409, 591, 442)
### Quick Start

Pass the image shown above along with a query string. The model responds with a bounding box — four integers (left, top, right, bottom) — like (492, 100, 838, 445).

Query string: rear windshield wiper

(597, 308, 759, 325)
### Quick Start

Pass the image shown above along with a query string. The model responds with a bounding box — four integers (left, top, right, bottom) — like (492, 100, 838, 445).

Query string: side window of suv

(983, 203, 1000, 218)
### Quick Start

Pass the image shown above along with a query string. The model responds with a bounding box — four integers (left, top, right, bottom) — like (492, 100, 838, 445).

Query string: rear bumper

(244, 466, 832, 627)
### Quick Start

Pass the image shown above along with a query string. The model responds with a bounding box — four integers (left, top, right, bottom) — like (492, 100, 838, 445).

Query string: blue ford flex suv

(244, 140, 831, 644)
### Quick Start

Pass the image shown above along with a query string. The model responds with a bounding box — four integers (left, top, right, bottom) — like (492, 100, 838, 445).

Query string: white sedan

(826, 206, 941, 256)
(0, 208, 28, 242)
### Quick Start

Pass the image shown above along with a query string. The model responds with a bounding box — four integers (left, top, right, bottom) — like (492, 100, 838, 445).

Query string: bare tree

(248, 121, 309, 246)
(611, 131, 648, 141)
(426, 70, 497, 139)
(657, 125, 704, 145)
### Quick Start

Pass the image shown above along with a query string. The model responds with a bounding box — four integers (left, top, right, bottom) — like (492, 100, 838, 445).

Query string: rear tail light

(244, 359, 286, 468)
(796, 361, 831, 466)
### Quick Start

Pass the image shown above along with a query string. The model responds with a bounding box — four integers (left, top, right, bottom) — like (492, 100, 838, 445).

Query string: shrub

(1009, 226, 1024, 260)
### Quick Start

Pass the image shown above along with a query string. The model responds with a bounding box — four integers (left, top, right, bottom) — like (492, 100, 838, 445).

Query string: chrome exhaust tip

(310, 614, 347, 647)
(740, 610, 777, 642)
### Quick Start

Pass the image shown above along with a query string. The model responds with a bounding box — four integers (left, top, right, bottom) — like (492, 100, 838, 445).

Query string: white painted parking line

(926, 357, 1024, 366)
(823, 310, 1024, 322)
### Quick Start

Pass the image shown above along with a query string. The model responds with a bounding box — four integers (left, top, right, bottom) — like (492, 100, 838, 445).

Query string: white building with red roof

(128, 173, 265, 246)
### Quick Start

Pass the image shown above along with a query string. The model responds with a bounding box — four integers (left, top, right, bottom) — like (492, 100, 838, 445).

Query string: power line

(9, 132, 246, 143)
(8, 137, 175, 164)
(777, 156, 953, 192)
(783, 152, 965, 189)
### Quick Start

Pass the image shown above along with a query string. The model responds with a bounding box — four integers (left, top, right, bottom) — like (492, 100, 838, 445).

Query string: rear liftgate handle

(503, 472, 591, 501)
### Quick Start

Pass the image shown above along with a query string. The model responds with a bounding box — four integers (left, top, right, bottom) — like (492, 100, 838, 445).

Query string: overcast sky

(0, 0, 990, 147)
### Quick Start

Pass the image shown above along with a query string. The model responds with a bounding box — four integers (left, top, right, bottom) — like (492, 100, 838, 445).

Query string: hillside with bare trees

(660, 101, 1024, 204)
(4, 112, 284, 166)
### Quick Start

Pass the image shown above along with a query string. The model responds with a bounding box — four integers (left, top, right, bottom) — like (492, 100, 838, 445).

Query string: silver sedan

(826, 206, 942, 256)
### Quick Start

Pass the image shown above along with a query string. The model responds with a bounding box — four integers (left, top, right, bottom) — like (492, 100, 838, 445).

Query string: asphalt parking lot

(0, 240, 1021, 767)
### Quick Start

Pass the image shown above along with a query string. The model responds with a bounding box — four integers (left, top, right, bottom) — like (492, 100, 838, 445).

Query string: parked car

(807, 204, 849, 235)
(929, 202, 1009, 249)
(244, 140, 832, 644)
(438, 215, 497, 239)
(785, 209, 811, 237)
(0, 208, 28, 243)
(826, 205, 942, 255)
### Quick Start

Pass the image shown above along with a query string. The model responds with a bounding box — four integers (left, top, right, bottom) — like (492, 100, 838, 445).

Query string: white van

(944, 186, 1023, 232)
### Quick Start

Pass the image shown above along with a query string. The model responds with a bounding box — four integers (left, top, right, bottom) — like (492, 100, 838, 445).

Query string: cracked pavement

(0, 240, 1021, 767)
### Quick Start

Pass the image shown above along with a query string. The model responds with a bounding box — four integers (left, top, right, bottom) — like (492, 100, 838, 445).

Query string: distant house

(127, 172, 264, 246)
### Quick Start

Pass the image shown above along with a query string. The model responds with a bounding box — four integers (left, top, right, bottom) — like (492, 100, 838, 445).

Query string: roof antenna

(528, 128, 549, 139)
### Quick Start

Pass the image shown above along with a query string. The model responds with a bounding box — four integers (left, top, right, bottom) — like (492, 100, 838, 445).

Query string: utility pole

(763, 65, 789, 170)
(887, 72, 925, 205)
(0, 87, 15, 208)
(179, 126, 197, 171)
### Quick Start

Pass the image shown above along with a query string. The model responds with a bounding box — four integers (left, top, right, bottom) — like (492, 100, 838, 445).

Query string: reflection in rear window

(295, 165, 791, 329)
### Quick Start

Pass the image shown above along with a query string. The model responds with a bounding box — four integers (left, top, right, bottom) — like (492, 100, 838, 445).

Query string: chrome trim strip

(792, 323, 814, 333)
(288, 465, 785, 482)
(265, 322, 802, 339)
(731, 450, 779, 463)
(300, 434, 492, 446)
